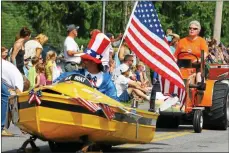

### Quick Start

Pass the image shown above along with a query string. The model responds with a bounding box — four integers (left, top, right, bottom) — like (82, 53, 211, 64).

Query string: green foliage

(1, 1, 229, 51)
(75, 37, 90, 49)
(1, 2, 35, 48)
(221, 2, 229, 46)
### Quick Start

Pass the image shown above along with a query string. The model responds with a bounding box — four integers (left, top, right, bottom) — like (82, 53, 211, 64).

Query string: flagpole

(116, 0, 138, 55)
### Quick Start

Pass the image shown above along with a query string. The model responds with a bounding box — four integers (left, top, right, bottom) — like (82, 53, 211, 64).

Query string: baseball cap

(67, 24, 79, 32)
(120, 64, 129, 73)
(105, 33, 113, 38)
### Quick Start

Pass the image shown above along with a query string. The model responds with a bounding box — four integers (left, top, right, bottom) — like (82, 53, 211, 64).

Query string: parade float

(9, 74, 158, 153)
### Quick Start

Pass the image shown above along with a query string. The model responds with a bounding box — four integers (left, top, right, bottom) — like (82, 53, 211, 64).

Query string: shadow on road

(2, 145, 150, 153)
(156, 125, 194, 133)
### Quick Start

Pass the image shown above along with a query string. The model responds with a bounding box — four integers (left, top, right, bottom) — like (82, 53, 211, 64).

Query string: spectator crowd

(2, 22, 229, 136)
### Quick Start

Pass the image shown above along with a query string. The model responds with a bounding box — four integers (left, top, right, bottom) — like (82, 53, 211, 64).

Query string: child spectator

(169, 33, 180, 54)
(39, 55, 44, 64)
(45, 51, 57, 85)
(35, 63, 46, 87)
(1, 47, 8, 60)
(135, 62, 150, 87)
(28, 57, 39, 89)
(114, 64, 150, 102)
(23, 55, 31, 78)
(108, 59, 116, 75)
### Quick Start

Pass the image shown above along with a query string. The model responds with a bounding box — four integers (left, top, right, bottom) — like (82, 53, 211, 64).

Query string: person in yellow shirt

(45, 51, 57, 85)
(28, 57, 39, 89)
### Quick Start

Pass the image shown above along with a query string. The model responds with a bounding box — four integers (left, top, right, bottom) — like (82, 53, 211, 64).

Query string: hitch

(17, 136, 40, 153)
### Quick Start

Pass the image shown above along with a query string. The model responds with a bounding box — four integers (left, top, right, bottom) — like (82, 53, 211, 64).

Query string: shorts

(118, 90, 130, 102)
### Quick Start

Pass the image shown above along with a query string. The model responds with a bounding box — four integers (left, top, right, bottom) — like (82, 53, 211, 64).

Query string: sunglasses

(189, 27, 198, 30)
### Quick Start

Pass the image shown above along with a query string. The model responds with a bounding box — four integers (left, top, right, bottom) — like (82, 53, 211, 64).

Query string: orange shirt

(174, 36, 208, 61)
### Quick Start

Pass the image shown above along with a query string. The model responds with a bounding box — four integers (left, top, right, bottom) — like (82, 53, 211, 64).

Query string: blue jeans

(1, 83, 10, 130)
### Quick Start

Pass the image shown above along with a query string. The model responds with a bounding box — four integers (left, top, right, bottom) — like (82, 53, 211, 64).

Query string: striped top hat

(81, 32, 111, 64)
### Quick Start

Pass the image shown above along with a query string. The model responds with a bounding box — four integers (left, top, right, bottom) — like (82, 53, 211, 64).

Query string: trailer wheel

(204, 82, 229, 130)
(193, 110, 203, 133)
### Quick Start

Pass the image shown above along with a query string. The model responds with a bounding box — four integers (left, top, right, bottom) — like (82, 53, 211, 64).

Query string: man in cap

(54, 32, 118, 101)
(112, 54, 134, 81)
(64, 24, 81, 72)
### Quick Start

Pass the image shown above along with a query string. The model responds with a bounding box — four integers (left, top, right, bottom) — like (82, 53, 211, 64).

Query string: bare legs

(127, 88, 150, 101)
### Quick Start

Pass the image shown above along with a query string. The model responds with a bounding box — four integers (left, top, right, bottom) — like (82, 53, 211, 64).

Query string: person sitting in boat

(54, 32, 119, 101)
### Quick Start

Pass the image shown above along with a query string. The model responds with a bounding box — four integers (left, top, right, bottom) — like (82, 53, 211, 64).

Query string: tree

(1, 1, 229, 50)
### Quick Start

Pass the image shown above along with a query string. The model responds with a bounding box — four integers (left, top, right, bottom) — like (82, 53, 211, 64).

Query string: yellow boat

(9, 74, 158, 152)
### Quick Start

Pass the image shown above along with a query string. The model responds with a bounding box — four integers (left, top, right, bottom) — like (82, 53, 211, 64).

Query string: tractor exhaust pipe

(201, 50, 205, 84)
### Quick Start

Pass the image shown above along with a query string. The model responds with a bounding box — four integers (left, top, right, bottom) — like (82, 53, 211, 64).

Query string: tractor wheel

(204, 81, 229, 130)
(193, 110, 203, 133)
(48, 141, 83, 152)
(156, 115, 180, 128)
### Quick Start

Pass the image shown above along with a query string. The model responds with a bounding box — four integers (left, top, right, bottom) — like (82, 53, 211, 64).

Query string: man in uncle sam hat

(54, 32, 119, 101)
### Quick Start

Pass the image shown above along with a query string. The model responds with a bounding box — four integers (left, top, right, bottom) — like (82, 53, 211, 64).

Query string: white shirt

(112, 63, 133, 80)
(85, 71, 103, 87)
(114, 75, 130, 97)
(101, 44, 113, 66)
(64, 36, 80, 63)
(2, 59, 24, 91)
(25, 40, 43, 58)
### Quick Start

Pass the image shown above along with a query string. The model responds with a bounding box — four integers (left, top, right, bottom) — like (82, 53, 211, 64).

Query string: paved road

(1, 102, 228, 152)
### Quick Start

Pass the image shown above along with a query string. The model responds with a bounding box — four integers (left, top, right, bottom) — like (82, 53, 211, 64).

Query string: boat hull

(14, 92, 158, 145)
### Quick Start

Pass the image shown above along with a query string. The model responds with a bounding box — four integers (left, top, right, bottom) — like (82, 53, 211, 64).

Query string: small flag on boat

(99, 103, 115, 120)
(123, 1, 186, 107)
(28, 89, 42, 105)
(72, 97, 101, 113)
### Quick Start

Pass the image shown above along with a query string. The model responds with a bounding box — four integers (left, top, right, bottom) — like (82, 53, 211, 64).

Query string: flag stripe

(125, 35, 184, 89)
(128, 25, 182, 79)
(90, 33, 110, 55)
(99, 103, 115, 120)
(124, 1, 186, 106)
(131, 17, 176, 63)
(96, 38, 110, 55)
(74, 97, 100, 113)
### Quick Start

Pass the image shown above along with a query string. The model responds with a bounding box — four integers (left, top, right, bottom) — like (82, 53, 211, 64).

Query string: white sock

(146, 96, 150, 101)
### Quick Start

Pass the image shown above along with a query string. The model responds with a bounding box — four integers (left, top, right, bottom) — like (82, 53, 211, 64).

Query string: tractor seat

(177, 59, 192, 68)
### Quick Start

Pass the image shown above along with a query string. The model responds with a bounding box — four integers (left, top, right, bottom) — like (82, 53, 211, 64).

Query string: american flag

(99, 103, 115, 120)
(124, 1, 186, 106)
(72, 97, 101, 113)
(28, 89, 42, 105)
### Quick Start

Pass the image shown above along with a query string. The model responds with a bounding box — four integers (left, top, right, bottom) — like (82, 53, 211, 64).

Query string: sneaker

(1, 129, 14, 137)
